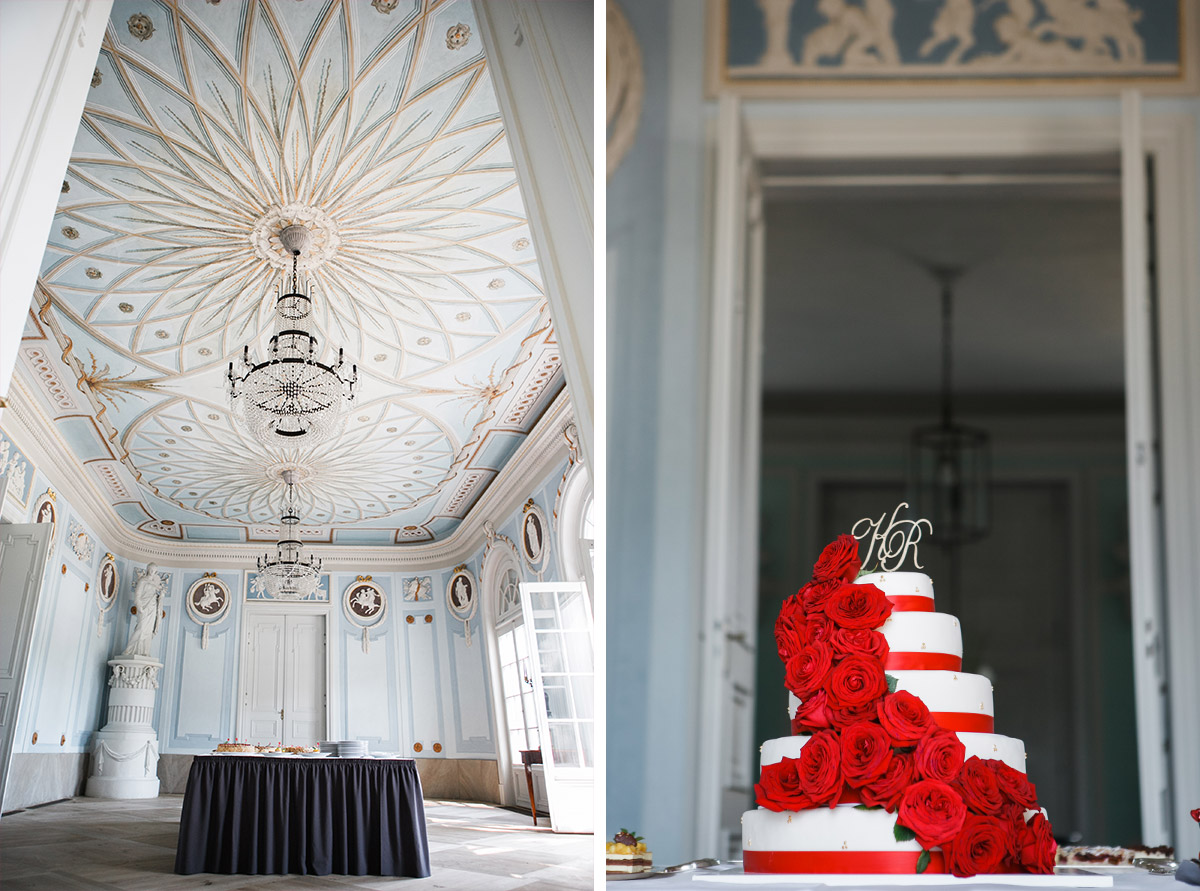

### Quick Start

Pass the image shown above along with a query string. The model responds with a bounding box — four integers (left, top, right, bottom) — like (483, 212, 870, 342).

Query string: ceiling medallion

(371, 0, 400, 12)
(513, 237, 530, 251)
(250, 204, 340, 272)
(257, 470, 322, 601)
(446, 23, 471, 50)
(487, 278, 504, 290)
(91, 68, 102, 88)
(119, 302, 133, 313)
(61, 180, 69, 193)
(228, 225, 357, 446)
(85, 267, 102, 279)
(127, 13, 155, 41)
(416, 336, 431, 346)
(62, 226, 79, 240)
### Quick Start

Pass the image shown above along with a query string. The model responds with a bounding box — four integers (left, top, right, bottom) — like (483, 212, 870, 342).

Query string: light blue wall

(607, 0, 711, 866)
(140, 455, 571, 760)
(4, 458, 123, 758)
(3, 412, 571, 766)
(606, 0, 1200, 867)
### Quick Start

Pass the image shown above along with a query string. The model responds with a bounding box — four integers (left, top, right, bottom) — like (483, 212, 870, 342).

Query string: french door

(240, 611, 326, 745)
(519, 581, 593, 833)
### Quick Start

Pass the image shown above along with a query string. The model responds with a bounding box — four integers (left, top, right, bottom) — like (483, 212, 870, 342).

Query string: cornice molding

(3, 372, 572, 570)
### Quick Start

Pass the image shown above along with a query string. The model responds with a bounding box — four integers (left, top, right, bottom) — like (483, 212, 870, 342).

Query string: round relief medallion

(343, 578, 387, 627)
(186, 575, 230, 623)
(96, 555, 119, 610)
(446, 568, 477, 622)
(520, 501, 550, 573)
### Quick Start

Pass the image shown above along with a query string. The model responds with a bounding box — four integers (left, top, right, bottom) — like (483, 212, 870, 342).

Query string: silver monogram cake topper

(852, 502, 933, 572)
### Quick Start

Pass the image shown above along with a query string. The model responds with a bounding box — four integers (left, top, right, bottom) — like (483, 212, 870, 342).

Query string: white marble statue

(122, 563, 166, 657)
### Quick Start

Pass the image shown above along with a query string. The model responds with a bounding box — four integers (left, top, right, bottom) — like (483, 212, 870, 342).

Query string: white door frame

(698, 95, 766, 858)
(706, 99, 1199, 850)
(237, 602, 332, 744)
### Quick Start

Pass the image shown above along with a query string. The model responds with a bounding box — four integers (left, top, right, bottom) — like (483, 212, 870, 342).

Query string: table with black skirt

(174, 755, 431, 877)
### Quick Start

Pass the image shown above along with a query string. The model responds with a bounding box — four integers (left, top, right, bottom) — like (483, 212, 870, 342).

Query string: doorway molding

(708, 102, 1199, 849)
(237, 601, 334, 745)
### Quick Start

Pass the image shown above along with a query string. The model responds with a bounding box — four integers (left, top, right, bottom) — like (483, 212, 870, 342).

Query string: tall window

(498, 613, 539, 763)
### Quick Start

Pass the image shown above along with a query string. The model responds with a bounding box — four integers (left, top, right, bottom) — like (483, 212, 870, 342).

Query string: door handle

(279, 708, 284, 720)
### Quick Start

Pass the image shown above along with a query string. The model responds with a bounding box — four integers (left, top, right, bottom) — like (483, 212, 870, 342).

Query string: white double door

(240, 611, 326, 745)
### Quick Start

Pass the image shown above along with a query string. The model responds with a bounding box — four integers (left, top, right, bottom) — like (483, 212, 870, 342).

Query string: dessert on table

(606, 828, 653, 875)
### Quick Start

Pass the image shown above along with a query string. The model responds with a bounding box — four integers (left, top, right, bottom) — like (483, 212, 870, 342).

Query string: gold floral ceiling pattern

(21, 0, 562, 545)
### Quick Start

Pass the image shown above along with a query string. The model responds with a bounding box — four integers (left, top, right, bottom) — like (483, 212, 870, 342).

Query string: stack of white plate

(318, 741, 338, 755)
(337, 740, 368, 758)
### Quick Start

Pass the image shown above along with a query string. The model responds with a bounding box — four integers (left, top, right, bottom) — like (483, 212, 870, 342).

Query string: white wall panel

(344, 629, 393, 748)
(175, 630, 227, 740)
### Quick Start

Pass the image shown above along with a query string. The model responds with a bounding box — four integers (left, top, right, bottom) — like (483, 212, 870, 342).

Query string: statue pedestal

(85, 657, 162, 799)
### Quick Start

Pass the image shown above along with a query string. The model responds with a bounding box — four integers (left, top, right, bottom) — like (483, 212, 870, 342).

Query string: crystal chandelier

(257, 470, 322, 600)
(228, 225, 356, 446)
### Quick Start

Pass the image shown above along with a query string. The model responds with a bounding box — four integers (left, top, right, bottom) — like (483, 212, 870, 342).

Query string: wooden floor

(0, 795, 592, 890)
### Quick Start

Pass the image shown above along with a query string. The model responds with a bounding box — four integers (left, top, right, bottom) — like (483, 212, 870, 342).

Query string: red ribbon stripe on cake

(929, 712, 994, 732)
(884, 652, 962, 671)
(744, 850, 947, 874)
(884, 595, 934, 612)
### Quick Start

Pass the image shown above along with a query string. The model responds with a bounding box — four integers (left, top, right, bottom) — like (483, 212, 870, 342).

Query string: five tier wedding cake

(742, 507, 1057, 877)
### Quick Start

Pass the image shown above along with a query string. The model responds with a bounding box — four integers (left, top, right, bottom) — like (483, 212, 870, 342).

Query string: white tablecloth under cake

(638, 863, 1183, 891)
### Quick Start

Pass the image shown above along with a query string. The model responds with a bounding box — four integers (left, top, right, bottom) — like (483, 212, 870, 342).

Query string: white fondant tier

(879, 612, 962, 670)
(743, 804, 923, 854)
(760, 731, 1026, 774)
(890, 670, 993, 725)
(788, 670, 993, 731)
(855, 572, 934, 610)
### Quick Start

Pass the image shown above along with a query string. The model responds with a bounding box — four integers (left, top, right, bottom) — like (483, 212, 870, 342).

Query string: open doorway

(754, 166, 1140, 845)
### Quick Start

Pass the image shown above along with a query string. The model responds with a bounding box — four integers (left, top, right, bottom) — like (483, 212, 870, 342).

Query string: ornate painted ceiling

(19, 0, 563, 545)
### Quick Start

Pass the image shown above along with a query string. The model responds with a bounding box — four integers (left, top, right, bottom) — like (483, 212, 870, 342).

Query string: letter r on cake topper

(851, 502, 932, 572)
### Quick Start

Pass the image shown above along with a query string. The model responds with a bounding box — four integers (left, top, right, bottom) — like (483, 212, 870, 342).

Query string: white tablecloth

(632, 863, 1182, 891)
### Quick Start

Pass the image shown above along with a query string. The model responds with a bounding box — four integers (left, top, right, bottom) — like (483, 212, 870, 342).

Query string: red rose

(953, 757, 1005, 815)
(831, 627, 890, 662)
(840, 721, 894, 788)
(877, 691, 933, 746)
(797, 729, 843, 808)
(803, 615, 834, 646)
(785, 642, 833, 700)
(801, 578, 842, 615)
(824, 582, 893, 630)
(898, 779, 967, 850)
(829, 701, 878, 731)
(944, 814, 1009, 877)
(812, 534, 862, 582)
(825, 655, 888, 709)
(860, 751, 915, 812)
(1013, 812, 1056, 875)
(1191, 807, 1200, 823)
(775, 594, 807, 662)
(985, 759, 1038, 808)
(915, 727, 966, 783)
(792, 690, 833, 733)
(754, 757, 812, 812)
